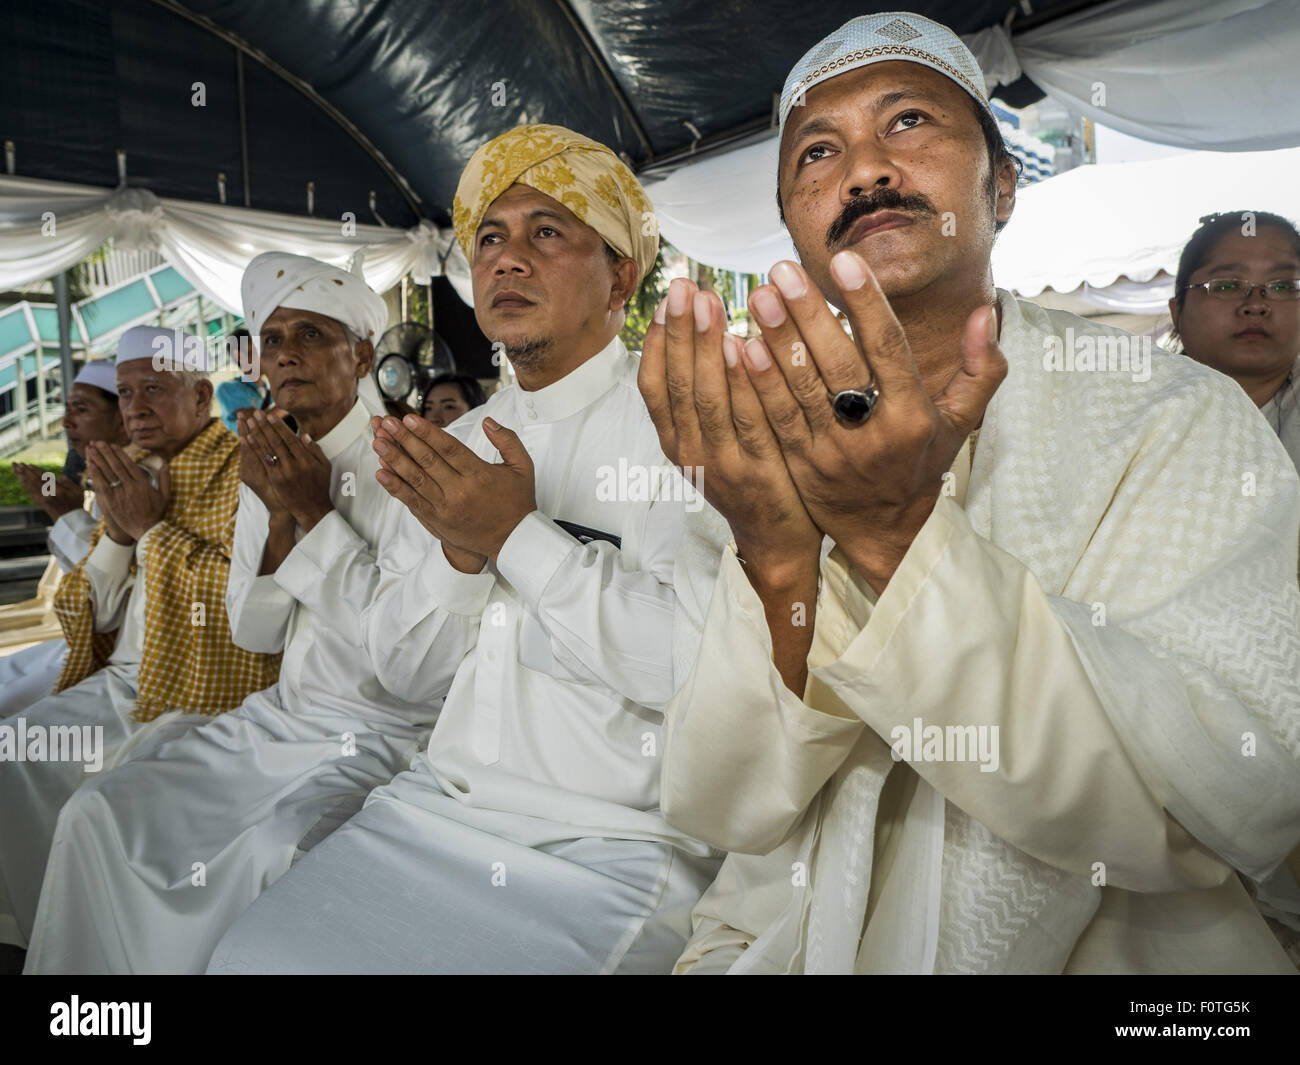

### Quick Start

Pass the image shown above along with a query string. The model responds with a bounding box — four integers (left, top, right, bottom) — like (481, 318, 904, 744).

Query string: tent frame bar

(553, 0, 655, 162)
(148, 0, 423, 218)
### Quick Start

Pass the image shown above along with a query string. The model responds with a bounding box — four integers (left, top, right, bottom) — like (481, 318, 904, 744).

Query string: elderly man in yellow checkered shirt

(0, 324, 279, 957)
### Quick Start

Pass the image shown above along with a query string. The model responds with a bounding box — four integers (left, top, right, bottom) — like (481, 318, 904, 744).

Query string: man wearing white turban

(0, 324, 280, 957)
(2, 362, 130, 720)
(23, 253, 447, 974)
(206, 125, 720, 975)
(639, 12, 1300, 974)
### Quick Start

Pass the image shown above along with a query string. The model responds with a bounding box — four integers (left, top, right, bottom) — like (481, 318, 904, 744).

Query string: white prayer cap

(779, 12, 992, 135)
(72, 360, 118, 394)
(240, 251, 388, 346)
(114, 324, 209, 371)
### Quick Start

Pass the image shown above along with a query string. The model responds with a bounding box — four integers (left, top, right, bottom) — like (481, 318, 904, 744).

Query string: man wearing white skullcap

(1, 362, 131, 725)
(0, 324, 280, 958)
(640, 12, 1300, 974)
(21, 252, 441, 974)
(205, 125, 719, 975)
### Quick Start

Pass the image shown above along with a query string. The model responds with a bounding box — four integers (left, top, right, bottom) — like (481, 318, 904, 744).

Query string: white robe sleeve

(660, 545, 863, 854)
(814, 492, 1300, 894)
(225, 485, 295, 654)
(494, 503, 683, 710)
(360, 509, 496, 704)
(83, 535, 135, 634)
(273, 507, 385, 648)
(48, 508, 96, 573)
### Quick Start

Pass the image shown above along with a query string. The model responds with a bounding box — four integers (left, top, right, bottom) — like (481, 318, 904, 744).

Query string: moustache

(826, 189, 936, 248)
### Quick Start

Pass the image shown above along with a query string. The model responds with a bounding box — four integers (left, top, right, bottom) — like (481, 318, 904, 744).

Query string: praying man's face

(64, 382, 127, 457)
(115, 360, 213, 460)
(1172, 226, 1300, 380)
(777, 60, 1015, 308)
(470, 182, 635, 370)
(259, 307, 371, 423)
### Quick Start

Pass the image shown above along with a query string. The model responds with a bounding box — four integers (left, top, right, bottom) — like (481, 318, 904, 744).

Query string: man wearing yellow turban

(206, 125, 721, 975)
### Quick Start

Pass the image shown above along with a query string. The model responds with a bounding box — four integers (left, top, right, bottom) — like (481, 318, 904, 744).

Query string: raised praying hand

(371, 412, 536, 570)
(85, 441, 170, 544)
(12, 462, 84, 522)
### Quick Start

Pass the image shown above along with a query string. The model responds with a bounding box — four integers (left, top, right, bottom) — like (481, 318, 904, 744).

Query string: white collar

(509, 336, 630, 425)
(315, 397, 371, 461)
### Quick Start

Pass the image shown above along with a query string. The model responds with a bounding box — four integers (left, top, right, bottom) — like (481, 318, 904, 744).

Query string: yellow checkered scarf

(54, 418, 281, 721)
(452, 123, 658, 284)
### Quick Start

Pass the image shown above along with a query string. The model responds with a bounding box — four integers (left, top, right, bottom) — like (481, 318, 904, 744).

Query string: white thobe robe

(666, 292, 1300, 975)
(207, 337, 720, 974)
(25, 398, 438, 974)
(0, 466, 204, 948)
(0, 503, 98, 720)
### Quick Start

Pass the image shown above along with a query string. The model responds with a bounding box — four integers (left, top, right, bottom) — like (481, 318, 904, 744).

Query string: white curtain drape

(966, 0, 1300, 152)
(0, 176, 473, 312)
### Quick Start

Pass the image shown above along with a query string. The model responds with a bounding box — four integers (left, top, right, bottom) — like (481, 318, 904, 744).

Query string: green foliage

(0, 462, 64, 506)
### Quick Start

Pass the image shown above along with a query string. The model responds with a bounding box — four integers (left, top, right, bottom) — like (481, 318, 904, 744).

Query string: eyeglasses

(1180, 278, 1300, 301)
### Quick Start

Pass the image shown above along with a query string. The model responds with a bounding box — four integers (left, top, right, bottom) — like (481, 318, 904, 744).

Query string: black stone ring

(830, 385, 880, 426)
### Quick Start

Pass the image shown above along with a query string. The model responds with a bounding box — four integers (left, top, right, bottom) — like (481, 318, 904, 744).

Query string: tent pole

(54, 271, 75, 436)
(236, 51, 252, 207)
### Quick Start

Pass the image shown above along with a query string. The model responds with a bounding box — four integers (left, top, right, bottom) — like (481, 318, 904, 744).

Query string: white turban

(240, 251, 389, 416)
(72, 360, 118, 394)
(241, 251, 388, 347)
(779, 12, 993, 135)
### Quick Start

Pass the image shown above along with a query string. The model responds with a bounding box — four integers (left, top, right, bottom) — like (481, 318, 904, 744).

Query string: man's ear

(610, 258, 639, 311)
(195, 377, 214, 414)
(995, 158, 1017, 228)
(354, 339, 375, 379)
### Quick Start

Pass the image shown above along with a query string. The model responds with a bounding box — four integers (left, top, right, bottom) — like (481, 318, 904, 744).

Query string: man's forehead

(115, 361, 175, 385)
(261, 306, 343, 332)
(68, 382, 104, 402)
(478, 183, 582, 229)
(782, 61, 967, 146)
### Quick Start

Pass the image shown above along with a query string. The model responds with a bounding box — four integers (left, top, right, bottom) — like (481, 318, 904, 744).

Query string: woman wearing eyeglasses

(1170, 211, 1300, 470)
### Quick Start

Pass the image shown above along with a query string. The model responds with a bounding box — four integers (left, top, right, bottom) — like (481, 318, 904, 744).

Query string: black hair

(1171, 211, 1300, 332)
(422, 373, 488, 412)
(776, 92, 1021, 234)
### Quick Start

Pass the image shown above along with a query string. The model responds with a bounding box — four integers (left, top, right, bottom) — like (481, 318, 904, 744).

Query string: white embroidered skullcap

(114, 324, 210, 371)
(72, 360, 118, 394)
(779, 12, 992, 135)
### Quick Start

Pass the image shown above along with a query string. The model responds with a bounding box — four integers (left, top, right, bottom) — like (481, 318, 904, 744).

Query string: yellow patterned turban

(453, 124, 658, 286)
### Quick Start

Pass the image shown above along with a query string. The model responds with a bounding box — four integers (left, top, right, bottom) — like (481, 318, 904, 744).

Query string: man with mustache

(0, 325, 281, 957)
(3, 362, 130, 717)
(205, 125, 718, 974)
(23, 254, 449, 974)
(643, 13, 1300, 973)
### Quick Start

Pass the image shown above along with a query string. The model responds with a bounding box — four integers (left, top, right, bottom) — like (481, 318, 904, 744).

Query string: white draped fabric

(967, 0, 1300, 152)
(0, 176, 473, 311)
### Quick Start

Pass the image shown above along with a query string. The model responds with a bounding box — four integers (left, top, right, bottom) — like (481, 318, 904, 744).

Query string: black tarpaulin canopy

(2, 0, 1086, 228)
